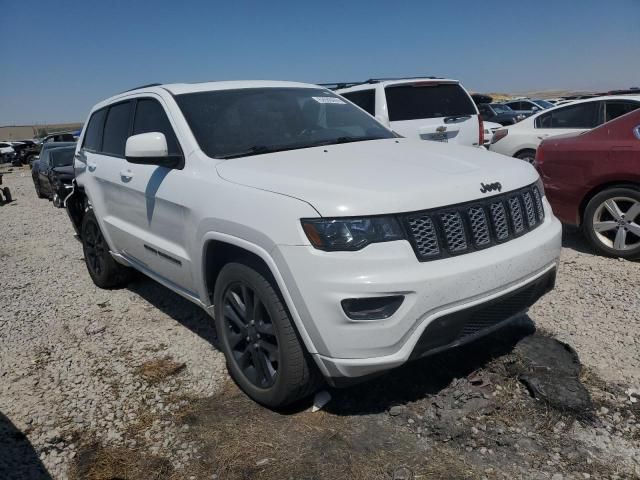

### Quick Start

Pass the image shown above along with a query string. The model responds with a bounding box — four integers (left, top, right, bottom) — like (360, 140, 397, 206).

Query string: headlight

(301, 217, 404, 251)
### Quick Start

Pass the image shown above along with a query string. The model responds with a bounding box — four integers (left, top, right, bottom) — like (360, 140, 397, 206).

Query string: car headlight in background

(301, 217, 404, 251)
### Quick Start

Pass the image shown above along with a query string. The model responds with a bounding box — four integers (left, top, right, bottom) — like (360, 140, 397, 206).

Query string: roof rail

(319, 76, 442, 90)
(120, 83, 162, 93)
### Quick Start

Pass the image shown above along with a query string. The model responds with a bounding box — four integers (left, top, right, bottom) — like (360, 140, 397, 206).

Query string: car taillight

(491, 129, 508, 144)
(478, 116, 484, 146)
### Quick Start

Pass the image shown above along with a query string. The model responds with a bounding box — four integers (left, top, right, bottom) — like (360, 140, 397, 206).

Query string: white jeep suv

(68, 81, 562, 407)
(333, 77, 484, 147)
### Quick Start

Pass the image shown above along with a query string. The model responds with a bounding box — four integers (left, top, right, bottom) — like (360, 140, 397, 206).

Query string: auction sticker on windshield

(313, 97, 346, 104)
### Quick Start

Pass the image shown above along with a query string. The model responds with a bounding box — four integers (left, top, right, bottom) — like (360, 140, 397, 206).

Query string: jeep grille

(403, 184, 545, 262)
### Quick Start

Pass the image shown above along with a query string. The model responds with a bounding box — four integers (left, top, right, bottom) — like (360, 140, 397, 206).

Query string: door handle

(119, 169, 134, 180)
(87, 162, 97, 171)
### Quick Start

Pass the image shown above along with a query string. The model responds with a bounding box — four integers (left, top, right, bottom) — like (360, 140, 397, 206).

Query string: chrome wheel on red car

(584, 188, 640, 259)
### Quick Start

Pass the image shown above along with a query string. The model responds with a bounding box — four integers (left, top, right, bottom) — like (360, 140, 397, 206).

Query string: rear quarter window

(385, 83, 476, 121)
(341, 90, 376, 116)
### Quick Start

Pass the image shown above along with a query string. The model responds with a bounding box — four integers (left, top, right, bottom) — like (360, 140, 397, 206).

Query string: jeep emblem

(480, 182, 502, 193)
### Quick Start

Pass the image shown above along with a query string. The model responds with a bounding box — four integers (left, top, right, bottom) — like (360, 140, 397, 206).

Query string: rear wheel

(2, 187, 11, 203)
(81, 209, 133, 288)
(214, 262, 321, 408)
(583, 187, 640, 259)
(515, 149, 537, 165)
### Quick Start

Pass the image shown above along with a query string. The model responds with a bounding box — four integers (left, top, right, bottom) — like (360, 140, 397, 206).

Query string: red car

(536, 109, 640, 259)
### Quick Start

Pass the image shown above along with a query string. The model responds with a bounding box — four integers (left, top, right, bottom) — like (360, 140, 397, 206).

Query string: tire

(214, 262, 321, 408)
(81, 209, 133, 288)
(515, 149, 537, 165)
(582, 186, 640, 259)
(2, 187, 11, 203)
(33, 178, 46, 198)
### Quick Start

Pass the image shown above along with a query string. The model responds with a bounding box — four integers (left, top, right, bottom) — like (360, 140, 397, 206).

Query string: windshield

(175, 87, 394, 159)
(533, 99, 554, 109)
(491, 104, 513, 114)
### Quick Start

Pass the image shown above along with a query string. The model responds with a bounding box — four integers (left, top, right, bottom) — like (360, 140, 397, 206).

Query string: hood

(216, 138, 539, 217)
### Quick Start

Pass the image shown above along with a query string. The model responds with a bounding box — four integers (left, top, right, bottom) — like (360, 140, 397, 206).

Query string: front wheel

(214, 262, 321, 408)
(33, 178, 46, 198)
(583, 187, 640, 259)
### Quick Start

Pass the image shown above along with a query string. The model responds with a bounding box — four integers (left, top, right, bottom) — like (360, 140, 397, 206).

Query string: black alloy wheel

(83, 218, 106, 278)
(222, 281, 280, 388)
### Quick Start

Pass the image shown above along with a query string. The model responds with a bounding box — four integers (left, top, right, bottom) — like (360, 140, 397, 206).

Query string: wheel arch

(65, 180, 89, 237)
(513, 147, 537, 159)
(578, 181, 640, 226)
(200, 234, 321, 358)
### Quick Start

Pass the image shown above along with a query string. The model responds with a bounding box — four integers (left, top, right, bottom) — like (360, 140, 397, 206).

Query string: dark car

(11, 140, 39, 166)
(478, 103, 524, 126)
(536, 109, 640, 259)
(31, 144, 76, 205)
(503, 99, 554, 118)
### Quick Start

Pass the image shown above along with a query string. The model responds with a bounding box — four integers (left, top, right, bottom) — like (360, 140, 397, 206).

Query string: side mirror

(532, 106, 540, 112)
(125, 132, 182, 169)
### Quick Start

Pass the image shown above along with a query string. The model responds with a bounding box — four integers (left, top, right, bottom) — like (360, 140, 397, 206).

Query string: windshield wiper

(310, 136, 385, 147)
(218, 136, 387, 159)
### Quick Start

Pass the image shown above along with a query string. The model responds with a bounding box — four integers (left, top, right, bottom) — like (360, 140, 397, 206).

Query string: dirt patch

(175, 382, 479, 480)
(137, 357, 186, 383)
(68, 325, 640, 480)
(70, 443, 173, 480)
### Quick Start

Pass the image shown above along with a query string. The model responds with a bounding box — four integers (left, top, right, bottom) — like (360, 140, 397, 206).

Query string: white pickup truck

(67, 80, 561, 407)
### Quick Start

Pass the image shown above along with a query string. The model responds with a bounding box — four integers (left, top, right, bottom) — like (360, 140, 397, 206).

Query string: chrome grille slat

(440, 212, 467, 252)
(490, 202, 509, 240)
(532, 186, 545, 221)
(468, 206, 491, 247)
(404, 183, 544, 262)
(522, 191, 537, 227)
(407, 215, 440, 257)
(508, 197, 525, 234)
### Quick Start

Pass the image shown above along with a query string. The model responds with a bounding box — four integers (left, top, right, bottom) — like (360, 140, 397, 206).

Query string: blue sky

(1, 0, 638, 125)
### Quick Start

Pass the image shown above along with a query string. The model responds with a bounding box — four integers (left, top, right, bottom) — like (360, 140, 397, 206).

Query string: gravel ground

(0, 167, 639, 479)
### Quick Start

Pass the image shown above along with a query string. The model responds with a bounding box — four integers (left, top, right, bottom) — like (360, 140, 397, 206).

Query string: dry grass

(137, 357, 185, 383)
(175, 382, 478, 480)
(70, 443, 172, 480)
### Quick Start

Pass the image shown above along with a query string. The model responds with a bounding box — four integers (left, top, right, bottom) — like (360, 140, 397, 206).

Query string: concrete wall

(0, 123, 83, 141)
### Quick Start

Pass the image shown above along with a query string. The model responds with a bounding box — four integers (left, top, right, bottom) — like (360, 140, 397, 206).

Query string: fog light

(341, 295, 404, 320)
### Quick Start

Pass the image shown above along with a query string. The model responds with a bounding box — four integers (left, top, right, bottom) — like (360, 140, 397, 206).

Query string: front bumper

(273, 202, 562, 379)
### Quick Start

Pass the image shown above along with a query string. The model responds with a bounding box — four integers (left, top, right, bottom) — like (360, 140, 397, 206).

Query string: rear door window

(102, 101, 133, 157)
(605, 101, 640, 122)
(341, 90, 376, 116)
(83, 108, 107, 152)
(132, 98, 181, 155)
(385, 83, 476, 121)
(536, 101, 601, 129)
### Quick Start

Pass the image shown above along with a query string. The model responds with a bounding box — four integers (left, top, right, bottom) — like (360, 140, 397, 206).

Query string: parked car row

(489, 95, 640, 163)
(31, 142, 77, 206)
(1, 133, 78, 166)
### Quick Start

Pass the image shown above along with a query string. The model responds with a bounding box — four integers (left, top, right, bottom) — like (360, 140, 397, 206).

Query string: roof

(94, 80, 323, 111)
(332, 77, 459, 93)
(524, 95, 640, 120)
